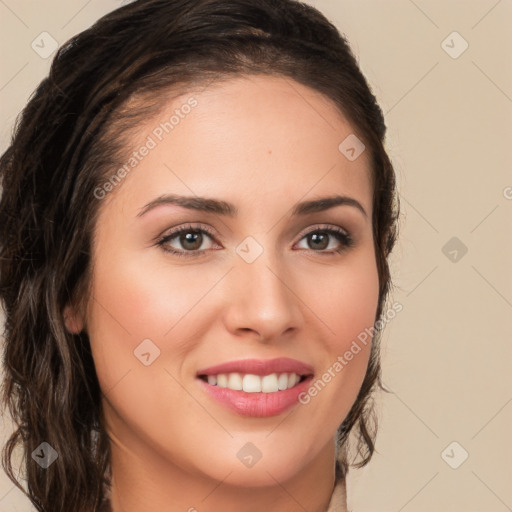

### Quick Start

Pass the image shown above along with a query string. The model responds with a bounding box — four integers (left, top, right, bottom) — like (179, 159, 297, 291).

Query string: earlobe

(63, 304, 84, 334)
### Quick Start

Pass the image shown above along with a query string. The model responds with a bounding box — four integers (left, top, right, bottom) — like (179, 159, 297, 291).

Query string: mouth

(195, 357, 314, 417)
(195, 357, 314, 393)
(196, 372, 314, 417)
(196, 372, 311, 393)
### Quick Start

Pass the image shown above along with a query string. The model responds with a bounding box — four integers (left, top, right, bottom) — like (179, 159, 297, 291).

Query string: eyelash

(155, 223, 355, 258)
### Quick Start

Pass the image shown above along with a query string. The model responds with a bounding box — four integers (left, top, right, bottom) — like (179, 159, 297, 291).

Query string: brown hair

(0, 0, 400, 510)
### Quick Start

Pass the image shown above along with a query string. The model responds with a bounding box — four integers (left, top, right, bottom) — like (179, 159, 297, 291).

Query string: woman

(0, 0, 400, 510)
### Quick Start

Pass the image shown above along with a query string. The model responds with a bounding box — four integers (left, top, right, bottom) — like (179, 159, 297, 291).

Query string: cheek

(315, 252, 380, 350)
(90, 237, 217, 328)
(302, 252, 380, 411)
(277, 253, 380, 455)
(84, 253, 203, 445)
(84, 248, 206, 390)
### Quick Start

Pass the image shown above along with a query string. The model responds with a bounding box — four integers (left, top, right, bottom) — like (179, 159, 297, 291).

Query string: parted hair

(0, 0, 399, 510)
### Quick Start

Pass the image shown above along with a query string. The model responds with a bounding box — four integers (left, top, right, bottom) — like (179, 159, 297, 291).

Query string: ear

(63, 304, 85, 334)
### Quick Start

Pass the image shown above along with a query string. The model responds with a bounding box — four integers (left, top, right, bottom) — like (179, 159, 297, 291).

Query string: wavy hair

(0, 0, 400, 510)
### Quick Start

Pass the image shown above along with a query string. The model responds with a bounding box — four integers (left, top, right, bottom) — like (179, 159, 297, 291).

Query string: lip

(196, 374, 314, 417)
(196, 357, 314, 377)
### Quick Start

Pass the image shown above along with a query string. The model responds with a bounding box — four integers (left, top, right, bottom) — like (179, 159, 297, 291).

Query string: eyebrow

(137, 193, 367, 218)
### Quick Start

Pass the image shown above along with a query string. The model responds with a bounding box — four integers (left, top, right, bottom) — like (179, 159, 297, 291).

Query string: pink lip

(196, 357, 314, 377)
(196, 375, 314, 417)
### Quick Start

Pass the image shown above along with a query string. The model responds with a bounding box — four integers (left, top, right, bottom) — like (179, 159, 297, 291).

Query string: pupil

(181, 231, 202, 250)
(310, 232, 328, 250)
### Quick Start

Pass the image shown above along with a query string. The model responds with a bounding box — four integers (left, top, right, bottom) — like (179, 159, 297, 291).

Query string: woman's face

(70, 75, 379, 488)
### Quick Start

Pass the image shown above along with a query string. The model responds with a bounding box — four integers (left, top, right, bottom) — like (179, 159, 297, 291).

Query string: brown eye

(295, 226, 354, 254)
(178, 231, 204, 251)
(156, 225, 218, 257)
(307, 232, 329, 250)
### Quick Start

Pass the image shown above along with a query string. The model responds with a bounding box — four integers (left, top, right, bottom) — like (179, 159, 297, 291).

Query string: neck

(106, 430, 339, 512)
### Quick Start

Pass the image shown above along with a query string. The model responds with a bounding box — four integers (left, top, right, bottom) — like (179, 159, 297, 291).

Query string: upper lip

(196, 357, 314, 377)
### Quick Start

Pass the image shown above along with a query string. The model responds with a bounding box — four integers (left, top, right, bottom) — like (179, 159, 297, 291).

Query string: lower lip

(196, 375, 314, 417)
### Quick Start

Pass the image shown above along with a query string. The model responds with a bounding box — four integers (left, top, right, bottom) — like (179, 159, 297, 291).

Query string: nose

(222, 253, 304, 343)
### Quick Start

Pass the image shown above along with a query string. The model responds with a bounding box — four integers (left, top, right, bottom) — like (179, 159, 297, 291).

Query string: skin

(65, 74, 380, 512)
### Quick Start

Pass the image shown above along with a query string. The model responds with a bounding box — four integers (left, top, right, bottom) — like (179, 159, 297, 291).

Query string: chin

(202, 444, 311, 487)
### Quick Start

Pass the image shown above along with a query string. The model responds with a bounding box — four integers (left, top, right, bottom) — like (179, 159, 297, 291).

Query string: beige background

(1, 1, 511, 511)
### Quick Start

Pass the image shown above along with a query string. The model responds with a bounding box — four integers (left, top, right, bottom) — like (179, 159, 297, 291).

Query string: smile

(197, 372, 307, 393)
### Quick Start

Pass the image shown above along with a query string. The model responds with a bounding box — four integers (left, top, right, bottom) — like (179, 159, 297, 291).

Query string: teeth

(261, 374, 278, 392)
(243, 374, 261, 393)
(228, 373, 243, 390)
(278, 373, 288, 390)
(204, 372, 304, 393)
(288, 373, 299, 387)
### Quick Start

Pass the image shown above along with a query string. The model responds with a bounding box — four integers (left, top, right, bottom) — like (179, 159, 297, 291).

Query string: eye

(294, 225, 354, 254)
(155, 224, 219, 258)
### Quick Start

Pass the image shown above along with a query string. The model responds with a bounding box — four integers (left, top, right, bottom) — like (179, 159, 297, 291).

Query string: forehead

(100, 74, 373, 218)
